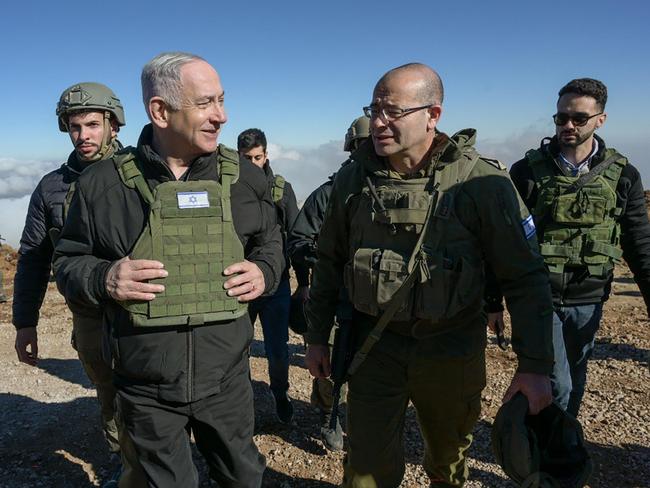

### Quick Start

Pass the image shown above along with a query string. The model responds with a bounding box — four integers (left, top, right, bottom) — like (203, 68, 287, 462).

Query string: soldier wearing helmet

(12, 82, 140, 487)
(344, 115, 371, 152)
(56, 82, 125, 163)
(286, 115, 369, 451)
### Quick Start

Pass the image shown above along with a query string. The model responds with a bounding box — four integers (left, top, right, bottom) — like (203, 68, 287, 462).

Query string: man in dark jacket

(53, 52, 283, 488)
(494, 78, 650, 417)
(237, 128, 307, 424)
(286, 115, 369, 450)
(12, 82, 130, 485)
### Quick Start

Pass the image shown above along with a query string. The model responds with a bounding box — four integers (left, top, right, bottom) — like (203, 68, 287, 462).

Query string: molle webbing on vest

(272, 174, 285, 203)
(113, 147, 246, 327)
(527, 148, 626, 276)
(347, 151, 481, 376)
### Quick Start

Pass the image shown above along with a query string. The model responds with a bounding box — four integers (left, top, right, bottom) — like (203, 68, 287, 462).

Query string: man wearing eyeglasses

(496, 78, 650, 418)
(304, 63, 554, 488)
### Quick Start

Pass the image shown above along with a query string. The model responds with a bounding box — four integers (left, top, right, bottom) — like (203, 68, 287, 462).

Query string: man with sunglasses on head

(305, 63, 554, 487)
(497, 78, 650, 418)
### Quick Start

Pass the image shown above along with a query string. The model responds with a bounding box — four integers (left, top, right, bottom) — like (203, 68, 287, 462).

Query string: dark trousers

(116, 360, 265, 488)
(551, 303, 603, 417)
(248, 278, 290, 395)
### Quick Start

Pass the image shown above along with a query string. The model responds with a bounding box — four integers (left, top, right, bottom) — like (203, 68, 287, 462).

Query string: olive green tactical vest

(115, 145, 247, 327)
(344, 149, 485, 336)
(527, 148, 626, 277)
(272, 174, 285, 203)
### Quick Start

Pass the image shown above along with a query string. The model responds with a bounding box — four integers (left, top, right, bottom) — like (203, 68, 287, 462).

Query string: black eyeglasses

(363, 104, 433, 122)
(553, 112, 603, 127)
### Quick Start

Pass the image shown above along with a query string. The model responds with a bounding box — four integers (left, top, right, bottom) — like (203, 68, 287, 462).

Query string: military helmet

(344, 115, 370, 152)
(492, 393, 592, 488)
(56, 82, 125, 132)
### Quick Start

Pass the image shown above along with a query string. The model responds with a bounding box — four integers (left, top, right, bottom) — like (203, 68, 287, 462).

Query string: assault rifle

(329, 317, 353, 430)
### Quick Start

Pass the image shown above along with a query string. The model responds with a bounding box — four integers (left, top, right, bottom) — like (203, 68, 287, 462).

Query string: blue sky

(1, 0, 649, 246)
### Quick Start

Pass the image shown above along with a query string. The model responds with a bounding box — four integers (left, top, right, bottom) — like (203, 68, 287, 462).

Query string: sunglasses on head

(553, 112, 603, 127)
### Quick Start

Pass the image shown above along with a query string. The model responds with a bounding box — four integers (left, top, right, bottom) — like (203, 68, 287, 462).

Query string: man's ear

(595, 112, 607, 130)
(149, 96, 170, 128)
(427, 105, 443, 130)
(110, 118, 119, 138)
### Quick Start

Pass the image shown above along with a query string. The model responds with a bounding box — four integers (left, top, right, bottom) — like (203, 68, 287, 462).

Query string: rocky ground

(0, 243, 648, 487)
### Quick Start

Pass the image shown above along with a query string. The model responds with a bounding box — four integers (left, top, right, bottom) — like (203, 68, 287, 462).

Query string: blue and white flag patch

(177, 191, 209, 209)
(522, 215, 536, 239)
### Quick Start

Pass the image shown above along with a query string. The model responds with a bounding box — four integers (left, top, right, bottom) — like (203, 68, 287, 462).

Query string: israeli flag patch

(522, 215, 536, 239)
(177, 191, 209, 209)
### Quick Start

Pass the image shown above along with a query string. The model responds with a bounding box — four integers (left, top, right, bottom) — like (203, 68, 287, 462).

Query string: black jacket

(507, 135, 650, 312)
(259, 162, 309, 284)
(287, 175, 334, 287)
(13, 151, 97, 328)
(53, 125, 284, 403)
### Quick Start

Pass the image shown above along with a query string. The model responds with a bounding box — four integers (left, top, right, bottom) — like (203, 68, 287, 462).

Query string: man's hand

(305, 344, 331, 378)
(15, 327, 38, 366)
(105, 256, 167, 301)
(293, 285, 310, 302)
(223, 260, 265, 302)
(487, 311, 508, 350)
(487, 311, 504, 334)
(503, 372, 552, 415)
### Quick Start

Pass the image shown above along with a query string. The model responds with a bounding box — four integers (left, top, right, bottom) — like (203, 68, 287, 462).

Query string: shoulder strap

(527, 149, 555, 183)
(113, 149, 155, 205)
(272, 174, 286, 203)
(63, 180, 76, 222)
(596, 150, 626, 193)
(217, 144, 240, 222)
(561, 152, 624, 195)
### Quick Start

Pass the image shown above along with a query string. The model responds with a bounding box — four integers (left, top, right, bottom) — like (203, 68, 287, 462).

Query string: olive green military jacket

(305, 129, 554, 374)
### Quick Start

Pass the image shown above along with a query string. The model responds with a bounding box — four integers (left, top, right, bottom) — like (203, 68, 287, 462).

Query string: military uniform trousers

(311, 326, 346, 413)
(72, 314, 120, 452)
(311, 296, 354, 412)
(0, 271, 7, 302)
(342, 328, 486, 488)
(116, 355, 265, 488)
(72, 314, 146, 487)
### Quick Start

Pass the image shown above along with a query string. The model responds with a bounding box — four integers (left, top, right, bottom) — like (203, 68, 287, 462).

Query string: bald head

(375, 63, 444, 106)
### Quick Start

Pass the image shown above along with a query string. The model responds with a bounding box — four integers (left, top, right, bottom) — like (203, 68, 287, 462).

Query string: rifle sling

(346, 183, 438, 377)
(561, 152, 622, 194)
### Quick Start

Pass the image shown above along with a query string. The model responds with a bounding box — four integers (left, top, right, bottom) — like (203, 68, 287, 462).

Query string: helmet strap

(87, 111, 117, 162)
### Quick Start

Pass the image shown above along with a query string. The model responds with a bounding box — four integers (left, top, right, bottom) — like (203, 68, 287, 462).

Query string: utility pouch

(345, 248, 412, 319)
(414, 251, 483, 324)
(552, 184, 609, 225)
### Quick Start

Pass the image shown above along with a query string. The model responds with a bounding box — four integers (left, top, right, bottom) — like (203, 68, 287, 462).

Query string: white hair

(141, 52, 206, 115)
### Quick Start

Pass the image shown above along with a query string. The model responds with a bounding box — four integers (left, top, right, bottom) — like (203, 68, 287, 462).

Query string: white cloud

(476, 123, 549, 167)
(268, 140, 348, 201)
(267, 143, 301, 161)
(0, 195, 30, 248)
(0, 157, 60, 199)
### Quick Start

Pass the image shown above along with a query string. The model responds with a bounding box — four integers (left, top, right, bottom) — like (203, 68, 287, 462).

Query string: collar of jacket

(353, 128, 477, 178)
(135, 123, 218, 181)
(262, 159, 276, 181)
(540, 133, 608, 168)
(65, 139, 123, 174)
